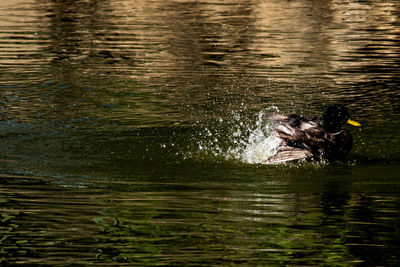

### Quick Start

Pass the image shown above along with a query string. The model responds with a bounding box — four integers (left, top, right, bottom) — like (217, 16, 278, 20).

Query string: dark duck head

(322, 104, 361, 133)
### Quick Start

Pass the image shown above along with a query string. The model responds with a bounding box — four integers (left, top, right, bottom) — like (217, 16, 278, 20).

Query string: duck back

(267, 113, 352, 163)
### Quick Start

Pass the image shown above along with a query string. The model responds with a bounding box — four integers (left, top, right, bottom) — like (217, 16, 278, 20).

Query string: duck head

(322, 104, 361, 133)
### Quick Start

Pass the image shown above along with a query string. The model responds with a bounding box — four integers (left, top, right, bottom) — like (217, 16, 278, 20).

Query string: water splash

(236, 127, 282, 164)
(228, 106, 282, 164)
(196, 106, 282, 164)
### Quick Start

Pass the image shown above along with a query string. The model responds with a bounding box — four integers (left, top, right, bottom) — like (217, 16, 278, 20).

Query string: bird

(264, 104, 361, 164)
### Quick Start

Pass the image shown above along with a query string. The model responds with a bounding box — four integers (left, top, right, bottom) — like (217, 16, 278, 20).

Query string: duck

(265, 104, 361, 164)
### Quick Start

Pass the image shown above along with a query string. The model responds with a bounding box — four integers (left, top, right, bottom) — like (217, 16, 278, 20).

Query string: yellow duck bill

(347, 119, 361, 127)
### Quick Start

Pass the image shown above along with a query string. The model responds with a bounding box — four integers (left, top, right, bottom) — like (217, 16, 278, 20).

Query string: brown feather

(267, 113, 353, 163)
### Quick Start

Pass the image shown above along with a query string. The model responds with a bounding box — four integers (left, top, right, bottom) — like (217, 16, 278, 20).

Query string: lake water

(1, 0, 400, 265)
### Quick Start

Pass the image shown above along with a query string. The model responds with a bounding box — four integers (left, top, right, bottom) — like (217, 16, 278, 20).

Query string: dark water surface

(1, 0, 400, 265)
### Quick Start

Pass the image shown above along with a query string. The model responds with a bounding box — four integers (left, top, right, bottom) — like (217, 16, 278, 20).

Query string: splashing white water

(238, 128, 282, 164)
(228, 107, 282, 164)
(196, 107, 282, 164)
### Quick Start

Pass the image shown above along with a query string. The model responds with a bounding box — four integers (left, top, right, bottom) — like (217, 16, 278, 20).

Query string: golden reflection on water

(1, 0, 398, 123)
(1, 0, 398, 82)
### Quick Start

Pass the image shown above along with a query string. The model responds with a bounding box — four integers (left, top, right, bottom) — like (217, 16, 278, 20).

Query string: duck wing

(269, 114, 326, 149)
(268, 114, 353, 163)
(263, 143, 313, 164)
(267, 114, 330, 163)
